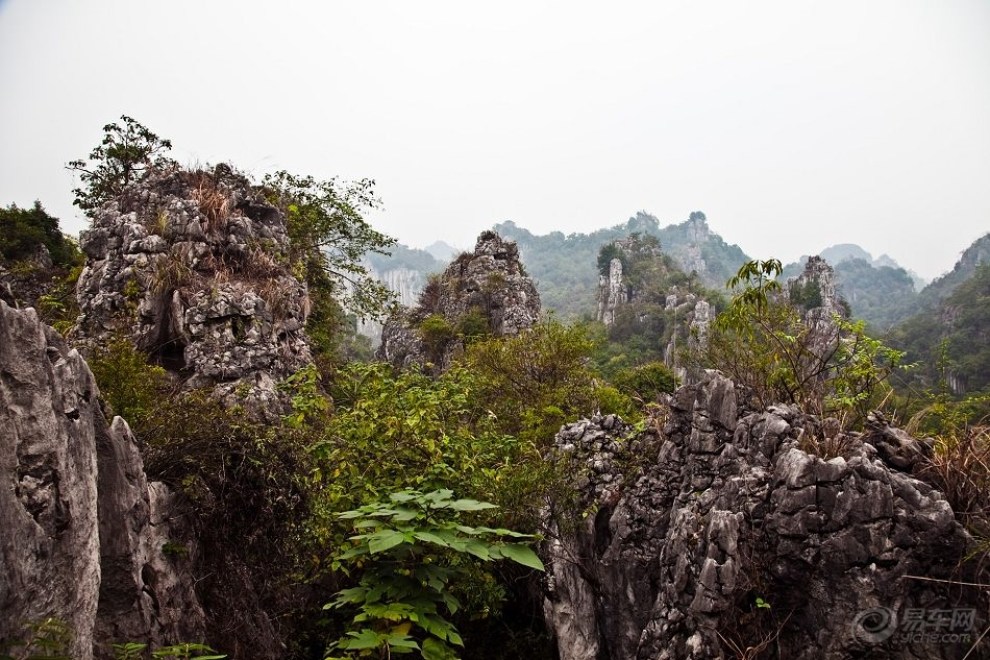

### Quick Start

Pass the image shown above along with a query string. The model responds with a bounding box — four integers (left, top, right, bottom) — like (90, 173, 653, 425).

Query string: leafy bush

(67, 115, 176, 214)
(316, 363, 553, 529)
(704, 260, 904, 423)
(113, 642, 226, 660)
(261, 170, 396, 319)
(464, 318, 631, 445)
(613, 361, 680, 402)
(87, 337, 170, 426)
(326, 490, 543, 660)
(0, 202, 82, 267)
(419, 314, 458, 356)
(0, 618, 72, 660)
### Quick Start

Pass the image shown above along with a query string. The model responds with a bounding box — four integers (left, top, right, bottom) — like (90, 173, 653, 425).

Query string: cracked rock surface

(544, 371, 985, 659)
(379, 230, 540, 372)
(0, 302, 203, 658)
(75, 167, 311, 413)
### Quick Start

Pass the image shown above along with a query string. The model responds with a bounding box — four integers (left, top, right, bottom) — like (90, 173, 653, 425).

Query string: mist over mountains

(375, 211, 939, 320)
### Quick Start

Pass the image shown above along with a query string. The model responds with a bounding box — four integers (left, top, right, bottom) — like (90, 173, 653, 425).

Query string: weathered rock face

(788, 255, 844, 318)
(378, 231, 540, 371)
(595, 236, 663, 325)
(661, 293, 711, 382)
(0, 245, 57, 310)
(1, 302, 100, 658)
(357, 266, 428, 346)
(544, 372, 984, 659)
(0, 302, 203, 658)
(75, 167, 311, 412)
(596, 257, 625, 326)
(93, 416, 205, 651)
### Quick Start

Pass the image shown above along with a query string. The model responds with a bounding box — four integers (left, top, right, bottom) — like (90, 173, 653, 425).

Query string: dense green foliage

(610, 361, 680, 403)
(326, 490, 542, 660)
(316, 362, 552, 528)
(464, 318, 635, 443)
(889, 264, 990, 398)
(0, 202, 82, 267)
(0, 202, 83, 334)
(88, 337, 171, 426)
(704, 260, 904, 422)
(307, 342, 583, 656)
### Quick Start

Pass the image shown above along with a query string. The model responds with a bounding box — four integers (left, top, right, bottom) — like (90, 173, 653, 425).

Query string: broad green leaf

(339, 629, 386, 650)
(463, 540, 492, 561)
(421, 637, 459, 660)
(448, 499, 498, 512)
(413, 531, 449, 547)
(368, 530, 406, 554)
(499, 543, 545, 571)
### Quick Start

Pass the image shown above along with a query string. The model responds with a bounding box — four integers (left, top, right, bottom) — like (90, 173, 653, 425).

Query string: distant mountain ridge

(495, 211, 749, 318)
(914, 232, 990, 312)
(423, 240, 460, 262)
(781, 244, 922, 330)
(888, 232, 990, 395)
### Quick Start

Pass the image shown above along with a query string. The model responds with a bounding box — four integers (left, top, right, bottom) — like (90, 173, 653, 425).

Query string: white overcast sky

(1, 1, 988, 280)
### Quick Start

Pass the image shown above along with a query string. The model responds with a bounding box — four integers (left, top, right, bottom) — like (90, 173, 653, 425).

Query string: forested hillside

(495, 211, 748, 318)
(889, 255, 990, 398)
(781, 245, 920, 330)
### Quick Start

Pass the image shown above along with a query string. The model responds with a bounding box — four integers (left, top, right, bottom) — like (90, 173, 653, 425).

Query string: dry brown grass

(150, 251, 197, 294)
(186, 170, 232, 232)
(795, 415, 860, 460)
(917, 427, 990, 538)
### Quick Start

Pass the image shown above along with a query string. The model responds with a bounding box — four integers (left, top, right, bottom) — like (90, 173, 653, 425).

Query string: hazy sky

(1, 1, 988, 280)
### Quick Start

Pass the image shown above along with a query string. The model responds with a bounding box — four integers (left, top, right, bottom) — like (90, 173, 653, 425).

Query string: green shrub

(0, 202, 81, 268)
(325, 490, 543, 660)
(88, 337, 170, 426)
(419, 314, 457, 356)
(612, 361, 680, 402)
(455, 308, 491, 343)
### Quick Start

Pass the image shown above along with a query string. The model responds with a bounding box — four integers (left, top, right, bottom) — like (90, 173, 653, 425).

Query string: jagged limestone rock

(0, 302, 204, 658)
(544, 372, 982, 659)
(93, 416, 205, 653)
(788, 255, 844, 318)
(596, 257, 625, 325)
(0, 302, 100, 659)
(356, 266, 427, 345)
(378, 231, 540, 371)
(75, 168, 311, 413)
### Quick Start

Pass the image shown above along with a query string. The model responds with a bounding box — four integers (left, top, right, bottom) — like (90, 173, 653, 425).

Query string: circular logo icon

(852, 607, 897, 644)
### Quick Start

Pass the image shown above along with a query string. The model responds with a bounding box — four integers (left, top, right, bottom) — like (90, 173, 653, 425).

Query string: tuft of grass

(917, 427, 990, 538)
(187, 170, 232, 233)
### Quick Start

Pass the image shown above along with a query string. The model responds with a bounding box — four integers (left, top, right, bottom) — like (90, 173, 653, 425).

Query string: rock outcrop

(75, 167, 312, 413)
(0, 301, 203, 658)
(378, 231, 540, 371)
(596, 257, 625, 326)
(787, 255, 845, 319)
(595, 235, 663, 325)
(544, 372, 984, 659)
(356, 266, 429, 345)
